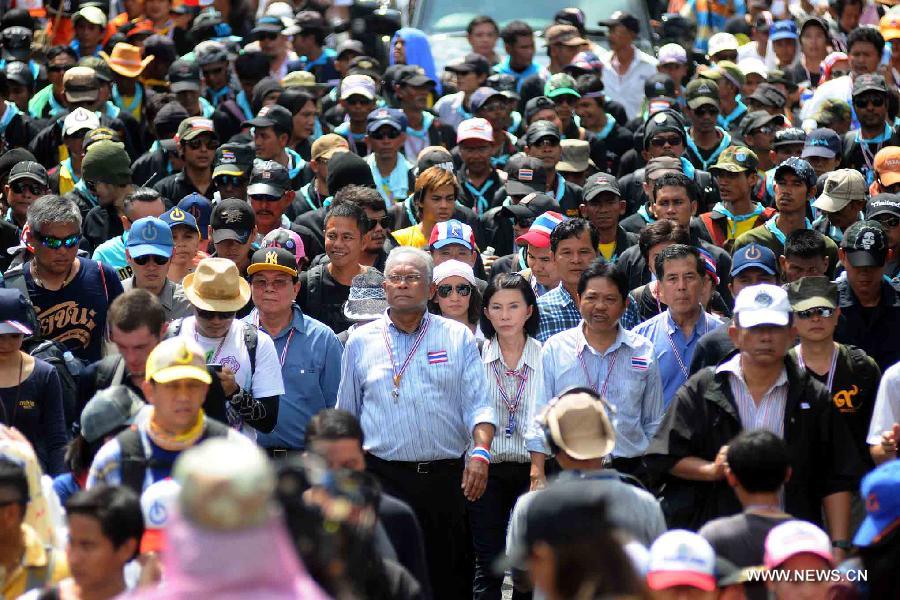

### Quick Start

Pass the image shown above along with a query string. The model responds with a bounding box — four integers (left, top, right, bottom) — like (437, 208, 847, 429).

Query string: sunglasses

(48, 64, 73, 73)
(436, 283, 473, 298)
(750, 126, 774, 136)
(214, 175, 248, 187)
(370, 216, 393, 229)
(196, 308, 236, 320)
(249, 194, 282, 202)
(133, 254, 170, 266)
(185, 138, 219, 150)
(694, 106, 720, 117)
(649, 135, 683, 148)
(10, 181, 46, 196)
(532, 137, 559, 148)
(37, 233, 80, 249)
(258, 32, 279, 41)
(876, 215, 900, 228)
(369, 129, 402, 140)
(796, 307, 835, 319)
(856, 95, 885, 108)
(345, 96, 374, 106)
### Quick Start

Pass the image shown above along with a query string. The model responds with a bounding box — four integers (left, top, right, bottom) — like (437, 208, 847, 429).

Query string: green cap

(544, 73, 580, 99)
(82, 140, 131, 186)
(710, 145, 759, 174)
(786, 276, 838, 312)
(685, 78, 720, 109)
(815, 98, 852, 128)
(176, 116, 217, 143)
(700, 60, 746, 87)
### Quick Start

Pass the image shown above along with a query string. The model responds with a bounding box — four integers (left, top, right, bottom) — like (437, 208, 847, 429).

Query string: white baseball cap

(647, 530, 717, 592)
(457, 117, 494, 144)
(739, 58, 768, 78)
(340, 74, 376, 100)
(658, 43, 687, 65)
(734, 283, 791, 328)
(764, 520, 834, 569)
(63, 107, 100, 137)
(709, 32, 739, 56)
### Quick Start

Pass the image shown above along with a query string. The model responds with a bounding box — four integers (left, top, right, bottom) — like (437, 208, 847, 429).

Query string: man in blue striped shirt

(536, 218, 599, 342)
(336, 246, 496, 600)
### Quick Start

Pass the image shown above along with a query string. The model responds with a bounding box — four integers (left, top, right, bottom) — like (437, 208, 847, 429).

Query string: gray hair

(384, 246, 433, 282)
(27, 195, 82, 235)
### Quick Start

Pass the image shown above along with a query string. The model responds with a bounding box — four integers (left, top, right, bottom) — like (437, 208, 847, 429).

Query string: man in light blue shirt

(336, 246, 495, 600)
(633, 244, 724, 406)
(532, 259, 664, 480)
(245, 246, 343, 451)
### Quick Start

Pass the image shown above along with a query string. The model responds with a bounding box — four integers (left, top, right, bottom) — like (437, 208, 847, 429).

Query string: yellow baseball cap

(145, 338, 212, 384)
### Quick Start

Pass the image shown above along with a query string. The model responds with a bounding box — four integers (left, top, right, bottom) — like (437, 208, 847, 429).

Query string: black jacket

(645, 356, 866, 530)
(834, 278, 900, 372)
(618, 166, 719, 218)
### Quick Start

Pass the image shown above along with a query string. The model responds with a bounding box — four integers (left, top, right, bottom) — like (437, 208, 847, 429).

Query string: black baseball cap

(583, 172, 621, 201)
(645, 73, 676, 101)
(446, 52, 490, 77)
(244, 104, 292, 136)
(501, 192, 560, 220)
(741, 110, 786, 136)
(154, 102, 190, 140)
(247, 160, 290, 197)
(213, 142, 255, 177)
(523, 95, 556, 122)
(416, 147, 455, 175)
(773, 127, 806, 148)
(8, 161, 48, 187)
(525, 120, 561, 146)
(599, 10, 640, 34)
(395, 65, 435, 88)
(168, 59, 200, 93)
(469, 87, 507, 114)
(867, 193, 900, 219)
(505, 155, 548, 197)
(643, 110, 687, 149)
(211, 198, 256, 244)
(247, 246, 298, 277)
(841, 220, 888, 267)
(748, 83, 787, 108)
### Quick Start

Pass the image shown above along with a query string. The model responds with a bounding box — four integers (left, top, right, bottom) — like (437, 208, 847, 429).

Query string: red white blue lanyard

(796, 346, 838, 392)
(255, 313, 295, 366)
(382, 313, 430, 399)
(491, 358, 530, 438)
(579, 346, 619, 400)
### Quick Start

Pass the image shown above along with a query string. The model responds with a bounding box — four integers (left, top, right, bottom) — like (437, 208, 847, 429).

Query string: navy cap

(802, 128, 842, 159)
(0, 288, 32, 335)
(160, 206, 199, 232)
(366, 108, 407, 134)
(774, 157, 816, 189)
(731, 243, 778, 276)
(470, 87, 508, 114)
(178, 193, 212, 239)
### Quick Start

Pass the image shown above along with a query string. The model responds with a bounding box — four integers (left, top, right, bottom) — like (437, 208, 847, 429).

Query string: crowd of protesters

(0, 0, 899, 598)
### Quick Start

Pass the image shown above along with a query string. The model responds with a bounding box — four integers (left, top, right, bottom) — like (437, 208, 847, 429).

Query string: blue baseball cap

(160, 206, 199, 233)
(0, 288, 32, 335)
(769, 20, 798, 41)
(731, 243, 778, 277)
(178, 193, 212, 240)
(775, 157, 817, 189)
(854, 460, 900, 546)
(366, 108, 407, 134)
(802, 128, 842, 159)
(126, 217, 174, 258)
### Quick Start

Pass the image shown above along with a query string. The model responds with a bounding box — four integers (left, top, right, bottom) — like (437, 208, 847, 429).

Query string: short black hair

(325, 200, 369, 234)
(652, 172, 700, 205)
(467, 15, 499, 36)
(550, 217, 599, 254)
(47, 45, 78, 63)
(726, 430, 790, 493)
(577, 258, 628, 299)
(654, 243, 704, 279)
(277, 88, 317, 117)
(65, 486, 144, 558)
(847, 26, 885, 57)
(334, 184, 384, 213)
(0, 456, 28, 509)
(500, 20, 533, 46)
(575, 74, 604, 107)
(637, 220, 690, 260)
(234, 51, 271, 81)
(480, 272, 540, 338)
(305, 409, 364, 448)
(784, 228, 828, 260)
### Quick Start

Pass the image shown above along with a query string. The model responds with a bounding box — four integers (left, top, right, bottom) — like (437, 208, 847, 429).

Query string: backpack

(305, 264, 327, 314)
(167, 318, 258, 374)
(116, 419, 231, 494)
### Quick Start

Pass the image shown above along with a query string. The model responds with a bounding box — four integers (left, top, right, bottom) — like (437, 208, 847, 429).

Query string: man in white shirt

(598, 11, 657, 120)
(868, 362, 900, 464)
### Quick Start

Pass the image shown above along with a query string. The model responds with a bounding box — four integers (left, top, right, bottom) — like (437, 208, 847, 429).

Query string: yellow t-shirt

(1, 524, 69, 598)
(598, 241, 617, 262)
(392, 225, 428, 249)
(728, 216, 759, 240)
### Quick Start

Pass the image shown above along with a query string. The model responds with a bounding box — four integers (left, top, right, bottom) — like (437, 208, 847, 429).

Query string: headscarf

(389, 27, 442, 95)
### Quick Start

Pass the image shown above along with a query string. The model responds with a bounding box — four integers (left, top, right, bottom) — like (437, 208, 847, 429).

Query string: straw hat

(182, 257, 251, 312)
(100, 42, 154, 78)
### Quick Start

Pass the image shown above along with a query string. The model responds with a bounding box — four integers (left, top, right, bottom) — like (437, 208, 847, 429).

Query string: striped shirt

(336, 311, 497, 461)
(716, 353, 788, 438)
(530, 323, 665, 458)
(536, 284, 581, 343)
(481, 336, 545, 464)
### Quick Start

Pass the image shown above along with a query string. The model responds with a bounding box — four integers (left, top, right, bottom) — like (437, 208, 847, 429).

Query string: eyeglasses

(796, 307, 835, 319)
(133, 254, 170, 266)
(10, 181, 46, 196)
(258, 32, 279, 41)
(856, 95, 885, 108)
(196, 308, 236, 320)
(436, 283, 473, 298)
(386, 273, 423, 284)
(694, 106, 720, 117)
(249, 194, 282, 202)
(876, 215, 900, 228)
(186, 138, 219, 150)
(830, 70, 848, 78)
(214, 175, 248, 187)
(251, 277, 293, 291)
(750, 126, 774, 136)
(369, 129, 402, 140)
(344, 96, 374, 106)
(532, 137, 559, 148)
(369, 215, 393, 229)
(649, 135, 683, 148)
(37, 233, 80, 249)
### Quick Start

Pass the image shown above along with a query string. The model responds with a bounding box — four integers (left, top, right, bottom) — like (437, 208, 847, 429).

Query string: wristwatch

(832, 539, 852, 551)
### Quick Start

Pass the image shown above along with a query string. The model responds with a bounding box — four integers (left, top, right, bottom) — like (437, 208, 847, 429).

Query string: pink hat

(764, 520, 834, 569)
(647, 530, 716, 592)
(262, 228, 306, 264)
(457, 117, 493, 144)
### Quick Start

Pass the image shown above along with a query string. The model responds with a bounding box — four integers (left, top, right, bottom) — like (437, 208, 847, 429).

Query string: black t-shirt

(297, 264, 378, 334)
(25, 257, 125, 363)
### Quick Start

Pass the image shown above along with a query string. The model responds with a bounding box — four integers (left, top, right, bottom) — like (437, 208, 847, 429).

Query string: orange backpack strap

(700, 212, 727, 248)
